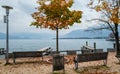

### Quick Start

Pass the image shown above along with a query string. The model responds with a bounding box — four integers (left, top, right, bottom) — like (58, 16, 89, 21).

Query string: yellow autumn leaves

(89, 0, 120, 24)
(110, 7, 120, 24)
(31, 0, 82, 30)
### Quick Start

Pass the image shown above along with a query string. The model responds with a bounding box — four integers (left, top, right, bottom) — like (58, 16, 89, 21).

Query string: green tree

(31, 0, 82, 53)
(88, 0, 120, 58)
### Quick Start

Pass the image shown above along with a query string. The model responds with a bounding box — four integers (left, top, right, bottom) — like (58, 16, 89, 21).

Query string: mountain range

(60, 29, 111, 39)
(0, 27, 120, 39)
(0, 32, 55, 39)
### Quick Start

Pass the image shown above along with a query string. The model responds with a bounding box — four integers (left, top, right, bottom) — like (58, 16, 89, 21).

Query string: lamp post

(2, 5, 13, 64)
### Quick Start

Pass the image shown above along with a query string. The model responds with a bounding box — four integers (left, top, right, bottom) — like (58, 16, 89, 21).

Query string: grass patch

(53, 72, 65, 74)
(53, 70, 65, 74)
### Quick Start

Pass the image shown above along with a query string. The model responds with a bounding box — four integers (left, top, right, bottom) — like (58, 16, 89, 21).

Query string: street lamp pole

(2, 5, 13, 64)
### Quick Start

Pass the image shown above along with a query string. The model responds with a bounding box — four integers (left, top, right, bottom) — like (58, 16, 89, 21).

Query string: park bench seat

(13, 51, 43, 63)
(77, 52, 108, 66)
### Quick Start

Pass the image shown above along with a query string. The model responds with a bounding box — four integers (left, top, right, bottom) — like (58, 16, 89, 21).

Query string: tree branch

(88, 18, 115, 35)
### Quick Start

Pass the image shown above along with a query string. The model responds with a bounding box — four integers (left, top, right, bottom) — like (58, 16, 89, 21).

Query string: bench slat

(67, 51, 76, 55)
(77, 52, 108, 62)
(13, 51, 43, 58)
(13, 51, 43, 63)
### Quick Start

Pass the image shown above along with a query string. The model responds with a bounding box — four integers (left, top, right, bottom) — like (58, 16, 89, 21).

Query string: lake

(0, 39, 115, 59)
(0, 39, 114, 52)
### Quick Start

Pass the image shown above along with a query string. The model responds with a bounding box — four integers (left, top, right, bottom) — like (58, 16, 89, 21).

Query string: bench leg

(103, 60, 107, 66)
(13, 54, 15, 64)
(116, 57, 120, 63)
(13, 58, 16, 64)
(13, 55, 16, 64)
(42, 56, 43, 61)
(63, 68, 65, 74)
(76, 62, 78, 70)
(118, 58, 120, 63)
(74, 62, 78, 70)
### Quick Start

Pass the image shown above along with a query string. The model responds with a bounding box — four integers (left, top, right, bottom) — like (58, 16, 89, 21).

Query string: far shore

(53, 37, 107, 40)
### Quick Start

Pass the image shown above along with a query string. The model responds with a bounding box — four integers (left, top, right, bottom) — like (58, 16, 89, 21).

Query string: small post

(0, 48, 1, 54)
(94, 42, 96, 53)
(13, 54, 16, 64)
(86, 41, 88, 46)
(42, 53, 43, 61)
(113, 43, 116, 49)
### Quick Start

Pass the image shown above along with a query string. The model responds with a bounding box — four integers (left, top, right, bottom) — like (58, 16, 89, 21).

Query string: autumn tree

(31, 0, 82, 53)
(88, 0, 120, 58)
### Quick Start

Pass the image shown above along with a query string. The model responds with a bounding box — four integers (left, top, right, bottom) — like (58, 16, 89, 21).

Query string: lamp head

(2, 5, 13, 10)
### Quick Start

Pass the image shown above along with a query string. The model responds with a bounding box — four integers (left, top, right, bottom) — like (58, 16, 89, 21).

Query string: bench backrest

(95, 49, 103, 53)
(77, 52, 108, 62)
(13, 51, 43, 58)
(81, 50, 94, 54)
(107, 48, 116, 52)
(67, 51, 76, 55)
(5, 53, 13, 59)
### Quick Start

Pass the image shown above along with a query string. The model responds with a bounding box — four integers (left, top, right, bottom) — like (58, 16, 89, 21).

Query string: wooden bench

(77, 52, 108, 68)
(13, 51, 43, 64)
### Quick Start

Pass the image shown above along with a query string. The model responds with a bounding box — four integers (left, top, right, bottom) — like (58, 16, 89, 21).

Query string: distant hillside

(0, 32, 55, 39)
(1, 26, 120, 39)
(11, 33, 55, 39)
(61, 28, 120, 39)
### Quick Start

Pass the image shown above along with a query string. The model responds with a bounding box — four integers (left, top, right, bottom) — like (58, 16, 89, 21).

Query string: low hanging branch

(88, 18, 115, 35)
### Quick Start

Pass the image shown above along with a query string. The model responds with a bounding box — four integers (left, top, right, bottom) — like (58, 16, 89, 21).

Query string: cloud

(0, 0, 100, 35)
(17, 0, 37, 14)
(0, 0, 38, 33)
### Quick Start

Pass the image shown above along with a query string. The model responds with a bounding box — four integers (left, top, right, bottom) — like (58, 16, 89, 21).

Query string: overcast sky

(0, 0, 101, 35)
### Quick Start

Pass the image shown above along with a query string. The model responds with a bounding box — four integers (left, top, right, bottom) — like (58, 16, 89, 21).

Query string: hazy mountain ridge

(0, 33, 55, 39)
(0, 26, 120, 39)
(61, 27, 120, 39)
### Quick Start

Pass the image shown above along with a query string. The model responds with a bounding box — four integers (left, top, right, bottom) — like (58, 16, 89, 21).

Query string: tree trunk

(56, 27, 59, 54)
(115, 24, 120, 56)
